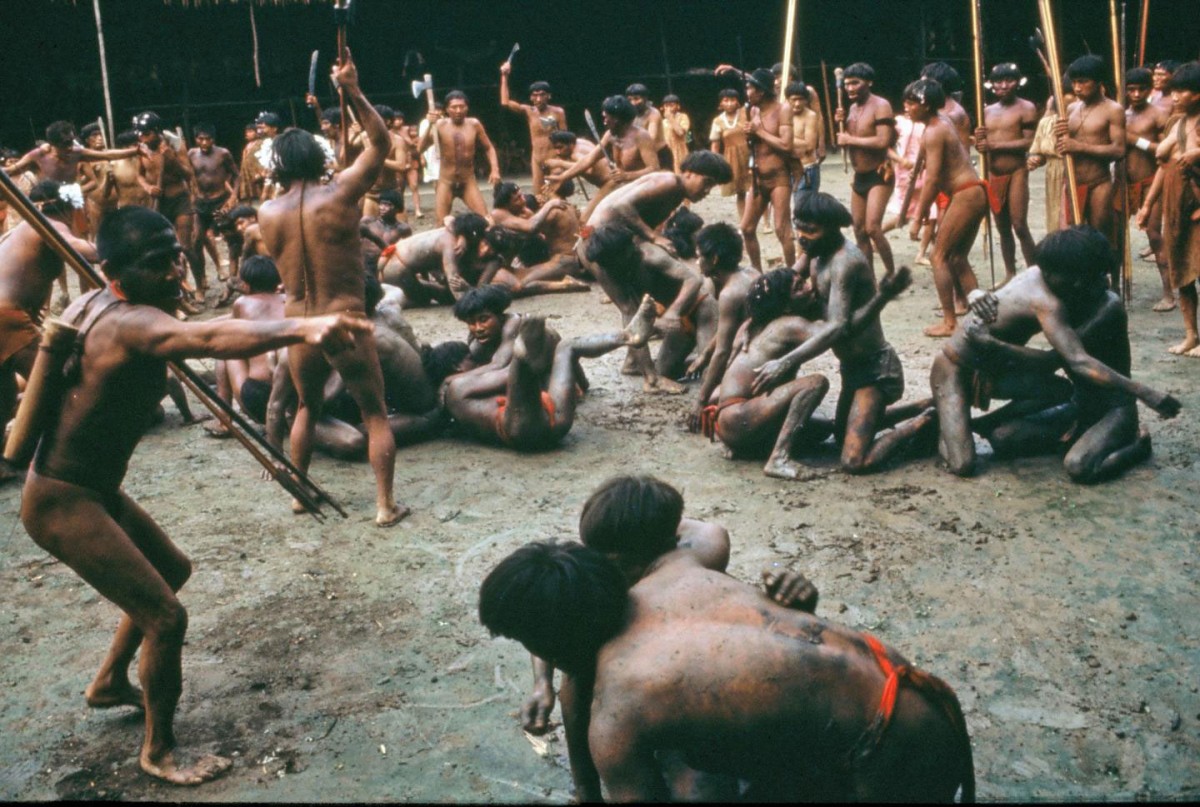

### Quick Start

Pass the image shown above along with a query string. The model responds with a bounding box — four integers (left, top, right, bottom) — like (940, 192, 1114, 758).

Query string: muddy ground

(0, 163, 1197, 803)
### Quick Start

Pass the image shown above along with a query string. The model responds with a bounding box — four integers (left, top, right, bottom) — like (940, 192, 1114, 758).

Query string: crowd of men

(0, 36, 1194, 799)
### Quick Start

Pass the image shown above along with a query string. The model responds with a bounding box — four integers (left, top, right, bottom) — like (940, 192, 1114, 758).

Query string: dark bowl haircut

(321, 108, 342, 126)
(444, 90, 469, 105)
(80, 123, 101, 140)
(96, 206, 177, 278)
(271, 128, 326, 184)
(226, 204, 256, 221)
(921, 61, 962, 93)
(239, 255, 280, 292)
(662, 94, 680, 105)
(452, 284, 512, 321)
(989, 63, 1023, 81)
(1036, 225, 1115, 282)
(373, 104, 395, 121)
(785, 81, 809, 98)
(452, 212, 489, 243)
(747, 267, 796, 325)
(1067, 55, 1106, 82)
(478, 541, 629, 678)
(580, 475, 683, 560)
(584, 223, 636, 269)
(746, 68, 776, 96)
(133, 112, 163, 133)
(255, 111, 283, 128)
(115, 130, 140, 147)
(718, 88, 741, 100)
(529, 81, 552, 94)
(421, 340, 470, 385)
(665, 207, 705, 259)
(46, 121, 75, 144)
(1156, 59, 1180, 73)
(844, 62, 876, 81)
(493, 181, 522, 208)
(194, 122, 216, 137)
(625, 83, 649, 97)
(679, 150, 733, 183)
(549, 130, 577, 147)
(794, 191, 853, 229)
(696, 222, 744, 269)
(601, 94, 636, 124)
(553, 178, 576, 198)
(1126, 67, 1153, 87)
(378, 189, 405, 208)
(904, 78, 947, 112)
(1168, 62, 1200, 92)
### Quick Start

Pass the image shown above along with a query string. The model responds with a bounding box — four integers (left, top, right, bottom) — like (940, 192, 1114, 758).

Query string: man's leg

(434, 180, 453, 221)
(21, 475, 230, 785)
(330, 336, 408, 526)
(995, 201, 1018, 283)
(287, 344, 333, 512)
(770, 184, 796, 266)
(531, 160, 545, 194)
(1063, 406, 1147, 483)
(865, 181, 896, 278)
(740, 188, 767, 270)
(850, 189, 872, 269)
(1008, 167, 1037, 268)
(837, 385, 933, 474)
(1086, 180, 1118, 287)
(926, 188, 985, 338)
(175, 212, 204, 301)
(461, 178, 489, 219)
(408, 170, 424, 217)
(715, 375, 830, 475)
(1144, 197, 1176, 311)
(930, 354, 978, 476)
(1169, 281, 1200, 355)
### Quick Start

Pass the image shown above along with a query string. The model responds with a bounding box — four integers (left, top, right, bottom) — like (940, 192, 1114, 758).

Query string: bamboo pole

(970, 0, 997, 287)
(1038, 0, 1083, 225)
(92, 0, 115, 144)
(779, 0, 798, 91)
(1112, 0, 1134, 303)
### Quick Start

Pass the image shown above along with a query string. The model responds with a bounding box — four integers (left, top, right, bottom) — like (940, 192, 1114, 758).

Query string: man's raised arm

(499, 63, 525, 114)
(332, 49, 390, 199)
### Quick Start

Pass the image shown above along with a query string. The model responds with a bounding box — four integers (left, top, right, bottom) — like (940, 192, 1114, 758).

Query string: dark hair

(785, 81, 809, 99)
(1168, 61, 1200, 93)
(746, 68, 776, 96)
(226, 204, 256, 222)
(625, 83, 650, 97)
(679, 150, 733, 183)
(321, 108, 342, 126)
(80, 122, 101, 140)
(695, 222, 743, 270)
(451, 211, 489, 244)
(374, 104, 396, 121)
(518, 231, 552, 267)
(662, 94, 681, 105)
(96, 206, 176, 278)
(45, 121, 75, 145)
(1155, 59, 1181, 74)
(579, 475, 682, 560)
(523, 192, 540, 212)
(244, 122, 258, 132)
(484, 226, 520, 258)
(478, 541, 629, 678)
(1036, 225, 1114, 283)
(239, 255, 280, 292)
(493, 181, 522, 208)
(132, 111, 164, 134)
(1126, 67, 1153, 87)
(747, 267, 796, 325)
(549, 130, 577, 147)
(718, 88, 741, 101)
(30, 180, 72, 217)
(453, 283, 512, 321)
(921, 62, 962, 93)
(444, 90, 469, 105)
(364, 271, 384, 316)
(115, 130, 139, 148)
(421, 340, 470, 385)
(601, 95, 636, 124)
(255, 111, 283, 129)
(272, 128, 326, 184)
(903, 78, 946, 112)
(1067, 55, 1106, 82)
(844, 62, 876, 81)
(379, 188, 405, 209)
(584, 223, 636, 270)
(552, 178, 576, 199)
(989, 62, 1023, 81)
(794, 191, 853, 229)
(771, 62, 798, 77)
(194, 122, 216, 137)
(664, 207, 705, 259)
(529, 81, 552, 94)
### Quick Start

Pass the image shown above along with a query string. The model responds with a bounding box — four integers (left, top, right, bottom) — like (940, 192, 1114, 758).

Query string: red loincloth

(494, 391, 557, 446)
(700, 396, 749, 441)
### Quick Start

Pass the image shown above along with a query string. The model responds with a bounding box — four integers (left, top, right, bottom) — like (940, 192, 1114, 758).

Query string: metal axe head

(308, 50, 320, 97)
(411, 74, 433, 100)
(506, 42, 520, 64)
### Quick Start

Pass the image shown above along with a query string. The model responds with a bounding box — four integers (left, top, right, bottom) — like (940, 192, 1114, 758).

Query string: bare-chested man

(685, 222, 760, 432)
(110, 130, 153, 209)
(78, 123, 117, 239)
(500, 62, 566, 193)
(380, 211, 491, 307)
(188, 123, 239, 284)
(626, 83, 668, 165)
(921, 62, 973, 145)
(359, 188, 413, 272)
(479, 539, 974, 802)
(541, 131, 609, 219)
(0, 180, 99, 478)
(1138, 61, 1200, 357)
(486, 182, 587, 297)
(21, 206, 369, 784)
(786, 81, 824, 215)
(257, 50, 407, 526)
(361, 105, 409, 221)
(1123, 67, 1174, 311)
(740, 68, 795, 269)
(977, 63, 1039, 283)
(837, 62, 898, 279)
(443, 301, 657, 450)
(1150, 60, 1180, 113)
(134, 112, 203, 303)
(931, 225, 1180, 477)
(907, 79, 989, 338)
(548, 95, 659, 222)
(1054, 55, 1126, 266)
(418, 90, 501, 221)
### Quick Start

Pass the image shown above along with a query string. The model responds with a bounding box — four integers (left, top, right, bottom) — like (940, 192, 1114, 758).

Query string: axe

(584, 109, 616, 169)
(505, 42, 520, 66)
(412, 73, 436, 112)
(834, 66, 848, 174)
(307, 50, 320, 107)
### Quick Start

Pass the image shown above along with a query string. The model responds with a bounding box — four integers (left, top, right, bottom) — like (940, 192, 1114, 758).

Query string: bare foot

(1139, 245, 1154, 259)
(915, 255, 932, 267)
(1167, 337, 1200, 355)
(376, 503, 411, 527)
(85, 680, 144, 710)
(140, 750, 232, 786)
(923, 323, 956, 338)
(624, 295, 658, 348)
(203, 421, 232, 439)
(1186, 345, 1200, 359)
(292, 498, 308, 515)
(560, 277, 590, 291)
(513, 317, 554, 374)
(1191, 207, 1200, 223)
(621, 351, 643, 376)
(1152, 297, 1177, 312)
(644, 376, 685, 394)
(180, 412, 212, 427)
(763, 455, 803, 480)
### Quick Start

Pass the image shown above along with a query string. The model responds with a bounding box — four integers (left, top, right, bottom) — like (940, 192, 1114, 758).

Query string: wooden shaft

(337, 31, 349, 161)
(3, 321, 78, 466)
(897, 148, 926, 228)
(779, 0, 797, 91)
(970, 0, 989, 182)
(1038, 0, 1082, 225)
(1137, 0, 1149, 67)
(1112, 0, 1134, 303)
(820, 60, 836, 146)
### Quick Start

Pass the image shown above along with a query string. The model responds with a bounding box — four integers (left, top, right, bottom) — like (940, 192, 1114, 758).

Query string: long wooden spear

(1037, 0, 1083, 225)
(779, 0, 798, 91)
(0, 171, 346, 520)
(970, 0, 997, 288)
(334, 1, 352, 161)
(1111, 0, 1134, 303)
(820, 60, 836, 148)
(1137, 0, 1149, 66)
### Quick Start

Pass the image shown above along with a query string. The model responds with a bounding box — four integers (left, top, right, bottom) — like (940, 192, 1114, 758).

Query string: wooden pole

(249, 2, 262, 89)
(1112, 0, 1134, 303)
(835, 66, 848, 173)
(1038, 0, 1083, 225)
(820, 60, 836, 147)
(970, 0, 996, 287)
(1137, 0, 1149, 66)
(92, 0, 115, 144)
(779, 0, 798, 91)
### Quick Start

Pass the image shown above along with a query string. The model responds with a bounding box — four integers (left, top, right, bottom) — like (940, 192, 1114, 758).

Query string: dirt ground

(0, 161, 1197, 803)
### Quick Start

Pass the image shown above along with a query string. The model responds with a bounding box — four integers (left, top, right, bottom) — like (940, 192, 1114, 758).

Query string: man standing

(1123, 67, 1173, 311)
(362, 105, 410, 221)
(135, 112, 202, 302)
(740, 68, 795, 269)
(257, 49, 409, 526)
(836, 63, 898, 279)
(626, 83, 668, 166)
(499, 62, 566, 193)
(976, 63, 1039, 283)
(188, 123, 240, 284)
(418, 91, 501, 221)
(786, 81, 824, 214)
